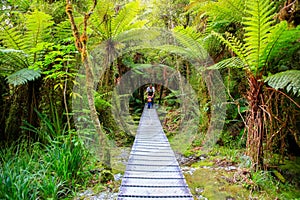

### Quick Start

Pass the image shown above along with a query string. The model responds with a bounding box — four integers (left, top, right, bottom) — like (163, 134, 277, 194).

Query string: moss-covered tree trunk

(66, 0, 110, 169)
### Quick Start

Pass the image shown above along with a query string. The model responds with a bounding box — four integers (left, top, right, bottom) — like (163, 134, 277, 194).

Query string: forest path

(117, 105, 193, 199)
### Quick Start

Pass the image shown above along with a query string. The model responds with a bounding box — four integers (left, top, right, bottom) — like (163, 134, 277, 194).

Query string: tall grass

(0, 132, 90, 200)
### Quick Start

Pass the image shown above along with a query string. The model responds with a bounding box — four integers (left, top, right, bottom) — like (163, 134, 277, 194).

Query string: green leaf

(208, 57, 244, 70)
(243, 0, 276, 71)
(6, 68, 41, 86)
(24, 10, 54, 49)
(266, 70, 300, 96)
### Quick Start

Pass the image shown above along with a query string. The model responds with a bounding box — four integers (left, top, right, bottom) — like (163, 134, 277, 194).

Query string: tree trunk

(66, 0, 111, 169)
(246, 74, 265, 170)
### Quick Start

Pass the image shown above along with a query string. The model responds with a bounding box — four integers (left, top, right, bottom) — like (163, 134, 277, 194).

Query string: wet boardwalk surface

(118, 106, 193, 200)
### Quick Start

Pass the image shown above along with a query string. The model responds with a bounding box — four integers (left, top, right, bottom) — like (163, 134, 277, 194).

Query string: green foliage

(266, 70, 300, 96)
(44, 133, 89, 186)
(24, 10, 54, 51)
(0, 49, 28, 75)
(188, 0, 245, 23)
(0, 133, 90, 199)
(0, 10, 56, 86)
(262, 21, 300, 69)
(53, 20, 74, 43)
(90, 0, 146, 41)
(211, 0, 300, 75)
(21, 107, 64, 143)
(243, 0, 275, 71)
(209, 53, 245, 70)
(6, 68, 41, 86)
(94, 93, 112, 112)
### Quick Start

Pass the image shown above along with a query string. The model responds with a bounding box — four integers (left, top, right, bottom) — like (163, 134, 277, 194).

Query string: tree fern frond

(243, 0, 276, 71)
(196, 0, 245, 23)
(212, 31, 248, 66)
(208, 57, 244, 70)
(24, 10, 54, 50)
(115, 28, 161, 44)
(111, 1, 144, 37)
(6, 68, 41, 86)
(0, 48, 30, 71)
(154, 44, 196, 61)
(172, 30, 208, 61)
(53, 20, 73, 42)
(0, 15, 27, 50)
(174, 26, 202, 43)
(263, 21, 300, 65)
(266, 70, 300, 96)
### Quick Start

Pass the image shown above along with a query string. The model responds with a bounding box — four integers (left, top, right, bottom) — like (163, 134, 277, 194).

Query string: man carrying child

(146, 84, 155, 109)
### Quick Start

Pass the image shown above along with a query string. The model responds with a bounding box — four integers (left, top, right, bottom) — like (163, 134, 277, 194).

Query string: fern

(90, 0, 146, 42)
(24, 10, 54, 51)
(243, 0, 275, 72)
(263, 21, 300, 66)
(266, 70, 300, 96)
(0, 11, 55, 86)
(208, 57, 244, 70)
(0, 49, 29, 72)
(188, 0, 245, 24)
(212, 31, 248, 66)
(53, 20, 74, 43)
(6, 68, 41, 86)
(0, 15, 27, 51)
(112, 1, 145, 36)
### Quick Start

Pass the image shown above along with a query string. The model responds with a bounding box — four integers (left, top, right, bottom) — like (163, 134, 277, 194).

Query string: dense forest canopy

(0, 0, 299, 199)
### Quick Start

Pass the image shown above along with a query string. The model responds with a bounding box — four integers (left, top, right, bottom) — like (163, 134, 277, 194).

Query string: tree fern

(172, 28, 209, 62)
(90, 0, 146, 42)
(188, 0, 245, 27)
(208, 57, 244, 70)
(6, 68, 41, 87)
(211, 31, 248, 66)
(0, 11, 55, 86)
(266, 70, 300, 96)
(24, 10, 54, 52)
(0, 49, 29, 72)
(0, 15, 27, 51)
(53, 20, 74, 43)
(243, 0, 275, 72)
(111, 1, 146, 36)
(262, 21, 300, 67)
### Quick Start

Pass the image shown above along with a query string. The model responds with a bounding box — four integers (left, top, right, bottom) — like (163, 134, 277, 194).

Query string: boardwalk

(118, 106, 193, 199)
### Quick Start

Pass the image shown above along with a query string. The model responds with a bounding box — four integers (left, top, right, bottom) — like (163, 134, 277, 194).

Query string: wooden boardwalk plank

(118, 106, 193, 199)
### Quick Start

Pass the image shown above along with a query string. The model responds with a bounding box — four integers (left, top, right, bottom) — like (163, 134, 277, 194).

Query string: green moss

(191, 161, 214, 168)
(185, 168, 249, 199)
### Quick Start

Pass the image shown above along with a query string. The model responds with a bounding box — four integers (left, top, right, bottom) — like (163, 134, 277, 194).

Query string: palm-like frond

(90, 1, 146, 41)
(212, 31, 248, 66)
(0, 11, 54, 86)
(6, 68, 41, 86)
(243, 0, 275, 71)
(263, 21, 300, 65)
(111, 1, 146, 37)
(171, 29, 209, 62)
(24, 10, 54, 50)
(53, 20, 74, 42)
(209, 57, 244, 70)
(188, 0, 245, 23)
(0, 49, 29, 73)
(266, 70, 300, 96)
(0, 15, 27, 51)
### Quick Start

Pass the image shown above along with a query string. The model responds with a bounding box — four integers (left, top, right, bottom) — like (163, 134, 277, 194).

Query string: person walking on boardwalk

(146, 84, 155, 108)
